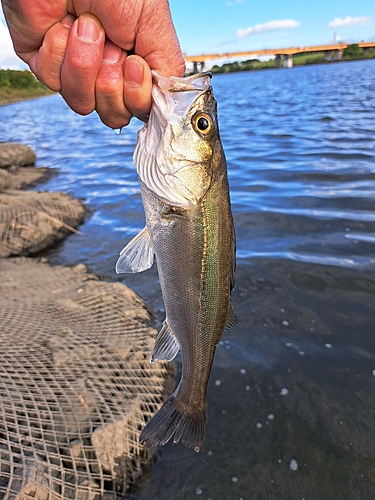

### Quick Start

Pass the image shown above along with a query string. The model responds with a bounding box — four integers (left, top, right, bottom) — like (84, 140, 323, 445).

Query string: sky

(0, 0, 374, 70)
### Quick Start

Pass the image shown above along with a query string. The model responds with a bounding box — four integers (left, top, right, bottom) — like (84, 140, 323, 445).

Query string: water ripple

(0, 60, 375, 273)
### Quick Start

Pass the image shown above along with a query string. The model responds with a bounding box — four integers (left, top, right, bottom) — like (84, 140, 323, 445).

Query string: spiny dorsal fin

(151, 320, 180, 363)
(115, 227, 154, 274)
(225, 301, 238, 331)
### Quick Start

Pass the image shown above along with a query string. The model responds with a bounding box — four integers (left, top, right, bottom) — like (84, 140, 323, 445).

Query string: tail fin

(140, 396, 206, 452)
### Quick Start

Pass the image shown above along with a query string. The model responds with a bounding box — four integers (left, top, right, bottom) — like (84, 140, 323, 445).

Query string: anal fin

(151, 320, 179, 363)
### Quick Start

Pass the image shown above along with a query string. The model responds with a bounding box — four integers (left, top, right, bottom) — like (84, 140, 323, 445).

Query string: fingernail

(103, 45, 122, 64)
(61, 14, 74, 29)
(125, 58, 144, 88)
(77, 16, 100, 42)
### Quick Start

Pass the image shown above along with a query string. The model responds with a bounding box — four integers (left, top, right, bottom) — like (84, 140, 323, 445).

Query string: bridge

(184, 41, 375, 71)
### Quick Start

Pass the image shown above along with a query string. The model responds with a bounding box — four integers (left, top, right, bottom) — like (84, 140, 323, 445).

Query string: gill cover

(134, 71, 216, 207)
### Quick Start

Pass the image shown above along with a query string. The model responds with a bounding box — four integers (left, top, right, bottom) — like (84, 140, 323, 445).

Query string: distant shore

(209, 45, 375, 74)
(0, 88, 54, 107)
(0, 69, 55, 106)
(2, 48, 374, 105)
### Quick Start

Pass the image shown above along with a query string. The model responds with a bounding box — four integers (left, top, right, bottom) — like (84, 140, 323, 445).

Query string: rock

(0, 258, 175, 498)
(0, 165, 54, 192)
(0, 190, 86, 257)
(0, 142, 36, 168)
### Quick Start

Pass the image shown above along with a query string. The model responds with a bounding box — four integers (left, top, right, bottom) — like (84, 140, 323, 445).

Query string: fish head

(134, 72, 223, 207)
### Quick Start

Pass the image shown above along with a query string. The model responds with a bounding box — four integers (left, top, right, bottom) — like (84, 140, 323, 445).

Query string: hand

(2, 0, 185, 128)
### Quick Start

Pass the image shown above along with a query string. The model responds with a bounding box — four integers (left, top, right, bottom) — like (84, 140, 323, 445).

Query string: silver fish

(116, 71, 236, 452)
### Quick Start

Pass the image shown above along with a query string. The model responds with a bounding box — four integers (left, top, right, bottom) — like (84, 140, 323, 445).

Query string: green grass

(0, 86, 54, 104)
(0, 69, 54, 105)
(292, 53, 325, 65)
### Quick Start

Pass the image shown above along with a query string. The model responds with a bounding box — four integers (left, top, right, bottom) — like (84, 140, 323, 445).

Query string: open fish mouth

(134, 71, 217, 207)
(151, 71, 213, 121)
(152, 70, 213, 92)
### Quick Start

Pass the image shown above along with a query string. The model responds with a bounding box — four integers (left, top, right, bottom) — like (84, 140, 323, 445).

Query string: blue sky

(1, 0, 374, 69)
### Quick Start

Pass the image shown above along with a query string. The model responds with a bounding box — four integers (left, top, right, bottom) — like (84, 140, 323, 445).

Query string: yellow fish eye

(192, 112, 214, 137)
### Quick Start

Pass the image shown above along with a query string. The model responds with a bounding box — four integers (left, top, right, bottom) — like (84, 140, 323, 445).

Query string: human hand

(1, 0, 185, 128)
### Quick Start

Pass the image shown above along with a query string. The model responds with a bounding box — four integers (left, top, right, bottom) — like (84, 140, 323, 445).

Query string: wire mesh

(0, 166, 52, 192)
(0, 190, 86, 258)
(0, 258, 174, 499)
(0, 143, 36, 169)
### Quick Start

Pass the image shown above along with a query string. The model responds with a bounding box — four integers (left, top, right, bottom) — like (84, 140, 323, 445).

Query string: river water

(1, 59, 375, 499)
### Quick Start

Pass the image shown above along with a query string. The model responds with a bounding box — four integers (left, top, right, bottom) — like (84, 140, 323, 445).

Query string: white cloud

(226, 0, 244, 6)
(328, 16, 372, 29)
(236, 19, 300, 38)
(0, 11, 27, 69)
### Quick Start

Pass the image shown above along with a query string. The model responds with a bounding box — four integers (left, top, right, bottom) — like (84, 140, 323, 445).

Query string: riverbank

(0, 87, 55, 106)
(0, 141, 174, 498)
(0, 69, 54, 106)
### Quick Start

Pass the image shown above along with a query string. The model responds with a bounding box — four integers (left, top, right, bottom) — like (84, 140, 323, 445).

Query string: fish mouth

(152, 71, 212, 93)
(151, 71, 213, 119)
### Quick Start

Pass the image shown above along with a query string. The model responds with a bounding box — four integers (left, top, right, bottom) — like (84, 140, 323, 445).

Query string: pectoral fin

(115, 227, 154, 274)
(151, 320, 180, 363)
(224, 301, 238, 330)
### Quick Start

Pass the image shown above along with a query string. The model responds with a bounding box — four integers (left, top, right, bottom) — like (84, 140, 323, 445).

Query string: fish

(115, 71, 236, 452)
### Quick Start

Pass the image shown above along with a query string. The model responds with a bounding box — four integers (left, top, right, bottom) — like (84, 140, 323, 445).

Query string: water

(1, 59, 375, 499)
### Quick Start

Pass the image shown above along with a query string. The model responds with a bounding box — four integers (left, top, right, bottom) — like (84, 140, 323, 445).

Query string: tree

(343, 44, 364, 59)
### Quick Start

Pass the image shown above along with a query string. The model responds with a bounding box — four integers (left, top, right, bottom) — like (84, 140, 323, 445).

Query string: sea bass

(116, 71, 236, 452)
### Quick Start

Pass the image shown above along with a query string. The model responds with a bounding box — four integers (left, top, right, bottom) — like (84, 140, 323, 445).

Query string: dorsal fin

(225, 301, 238, 331)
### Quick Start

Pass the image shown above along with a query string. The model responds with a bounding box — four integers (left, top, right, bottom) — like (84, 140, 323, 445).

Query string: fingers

(4, 0, 183, 128)
(60, 13, 105, 115)
(73, 0, 185, 78)
(30, 11, 152, 128)
(1, 0, 68, 58)
(95, 49, 152, 129)
(29, 14, 75, 92)
(123, 56, 152, 123)
(95, 40, 130, 129)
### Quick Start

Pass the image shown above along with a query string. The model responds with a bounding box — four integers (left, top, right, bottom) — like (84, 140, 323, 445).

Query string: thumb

(134, 2, 186, 77)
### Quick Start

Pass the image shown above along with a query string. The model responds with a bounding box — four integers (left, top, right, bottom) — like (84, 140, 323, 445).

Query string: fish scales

(116, 71, 236, 451)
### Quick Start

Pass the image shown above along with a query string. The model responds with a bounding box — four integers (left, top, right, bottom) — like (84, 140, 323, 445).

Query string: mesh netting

(0, 257, 174, 499)
(0, 143, 36, 169)
(0, 190, 86, 258)
(0, 166, 52, 192)
(0, 143, 54, 193)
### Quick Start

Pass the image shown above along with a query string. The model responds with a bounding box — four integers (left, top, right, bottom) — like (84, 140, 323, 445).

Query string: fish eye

(192, 112, 214, 137)
(197, 117, 209, 130)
